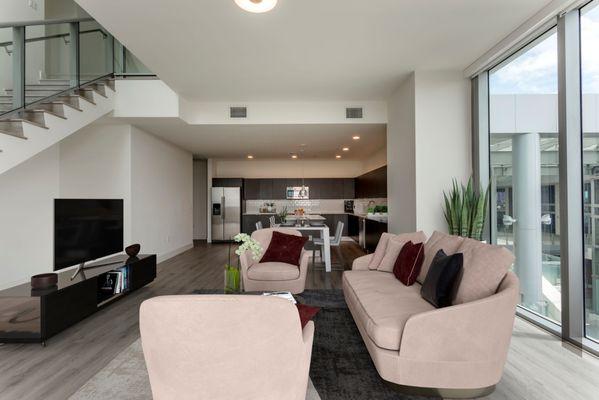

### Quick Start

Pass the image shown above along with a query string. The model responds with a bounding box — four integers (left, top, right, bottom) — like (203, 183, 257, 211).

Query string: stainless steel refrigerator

(211, 187, 241, 241)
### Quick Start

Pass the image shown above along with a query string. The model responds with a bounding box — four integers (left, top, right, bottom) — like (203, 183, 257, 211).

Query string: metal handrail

(0, 29, 107, 50)
(0, 17, 94, 29)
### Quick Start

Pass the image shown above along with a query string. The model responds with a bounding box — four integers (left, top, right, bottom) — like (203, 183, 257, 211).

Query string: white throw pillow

(367, 232, 393, 270)
(377, 239, 406, 272)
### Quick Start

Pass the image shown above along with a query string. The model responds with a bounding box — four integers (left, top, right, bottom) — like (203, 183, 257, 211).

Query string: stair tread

(0, 118, 48, 130)
(24, 109, 67, 120)
(0, 129, 27, 140)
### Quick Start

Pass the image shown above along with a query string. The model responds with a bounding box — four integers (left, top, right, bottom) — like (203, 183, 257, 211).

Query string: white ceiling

(114, 118, 386, 160)
(76, 0, 552, 101)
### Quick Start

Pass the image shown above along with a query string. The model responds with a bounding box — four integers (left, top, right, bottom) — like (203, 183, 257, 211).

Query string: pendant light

(299, 146, 308, 197)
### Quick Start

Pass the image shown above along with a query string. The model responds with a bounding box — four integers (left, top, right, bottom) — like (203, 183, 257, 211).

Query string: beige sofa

(343, 232, 519, 397)
(140, 295, 314, 400)
(240, 228, 310, 294)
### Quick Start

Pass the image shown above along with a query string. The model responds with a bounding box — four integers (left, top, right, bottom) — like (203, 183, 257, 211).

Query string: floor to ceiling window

(581, 0, 599, 343)
(489, 30, 561, 324)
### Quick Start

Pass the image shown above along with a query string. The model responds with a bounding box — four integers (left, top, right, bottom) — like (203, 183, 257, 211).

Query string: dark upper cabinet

(286, 178, 302, 187)
(306, 178, 322, 199)
(212, 178, 243, 187)
(243, 179, 261, 200)
(343, 178, 355, 199)
(272, 179, 288, 200)
(258, 179, 273, 199)
(325, 179, 344, 199)
(242, 175, 374, 200)
(355, 166, 387, 198)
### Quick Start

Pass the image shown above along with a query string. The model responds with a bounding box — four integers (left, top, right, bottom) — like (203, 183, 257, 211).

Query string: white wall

(130, 126, 193, 261)
(0, 122, 194, 289)
(386, 71, 471, 235)
(387, 74, 417, 233)
(213, 159, 365, 178)
(362, 146, 387, 174)
(414, 71, 471, 234)
(59, 124, 132, 243)
(0, 147, 59, 289)
(193, 159, 208, 240)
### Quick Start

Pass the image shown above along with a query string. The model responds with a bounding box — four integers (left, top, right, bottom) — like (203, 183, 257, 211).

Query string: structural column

(512, 132, 543, 312)
(11, 26, 25, 109)
(69, 22, 79, 87)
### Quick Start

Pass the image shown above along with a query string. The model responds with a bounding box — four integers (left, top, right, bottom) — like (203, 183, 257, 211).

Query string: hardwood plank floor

(0, 241, 598, 400)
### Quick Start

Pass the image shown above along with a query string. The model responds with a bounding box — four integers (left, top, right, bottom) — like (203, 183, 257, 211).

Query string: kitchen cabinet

(242, 177, 364, 200)
(321, 214, 349, 236)
(243, 179, 260, 200)
(343, 178, 355, 199)
(242, 214, 274, 234)
(365, 218, 387, 253)
(355, 166, 387, 199)
(212, 178, 243, 187)
(258, 179, 273, 199)
(271, 179, 288, 200)
(347, 214, 360, 242)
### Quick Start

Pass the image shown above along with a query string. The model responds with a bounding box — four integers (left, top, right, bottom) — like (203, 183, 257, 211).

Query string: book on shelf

(99, 268, 129, 295)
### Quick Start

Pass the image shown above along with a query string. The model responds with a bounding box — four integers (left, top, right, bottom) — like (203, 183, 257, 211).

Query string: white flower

(233, 233, 263, 261)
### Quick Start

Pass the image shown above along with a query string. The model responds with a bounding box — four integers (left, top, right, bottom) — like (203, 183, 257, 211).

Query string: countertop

(243, 212, 388, 223)
(346, 212, 388, 223)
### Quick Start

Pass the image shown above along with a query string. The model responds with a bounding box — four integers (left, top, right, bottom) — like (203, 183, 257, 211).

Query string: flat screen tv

(54, 199, 124, 271)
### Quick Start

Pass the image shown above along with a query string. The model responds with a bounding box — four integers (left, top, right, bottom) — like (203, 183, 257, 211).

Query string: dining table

(280, 215, 331, 272)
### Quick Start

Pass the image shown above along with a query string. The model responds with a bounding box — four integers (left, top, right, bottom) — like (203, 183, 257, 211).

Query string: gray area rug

(72, 290, 436, 400)
(69, 338, 321, 400)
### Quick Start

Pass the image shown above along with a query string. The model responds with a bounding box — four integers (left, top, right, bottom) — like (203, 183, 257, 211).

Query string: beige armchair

(240, 228, 310, 294)
(140, 295, 314, 400)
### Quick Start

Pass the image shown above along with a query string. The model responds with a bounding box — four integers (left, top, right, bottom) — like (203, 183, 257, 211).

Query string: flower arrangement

(233, 233, 263, 261)
(224, 233, 263, 294)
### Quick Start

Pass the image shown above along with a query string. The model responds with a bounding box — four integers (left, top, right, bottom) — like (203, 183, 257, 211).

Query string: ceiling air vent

(346, 107, 363, 119)
(230, 106, 247, 118)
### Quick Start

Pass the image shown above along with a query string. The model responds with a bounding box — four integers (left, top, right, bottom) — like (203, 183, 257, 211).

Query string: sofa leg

(385, 382, 496, 399)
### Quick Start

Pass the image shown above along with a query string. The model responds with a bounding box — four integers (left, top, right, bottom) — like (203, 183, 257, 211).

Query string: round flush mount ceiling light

(335, 155, 342, 159)
(247, 155, 254, 159)
(342, 147, 350, 152)
(235, 0, 278, 13)
(352, 135, 360, 140)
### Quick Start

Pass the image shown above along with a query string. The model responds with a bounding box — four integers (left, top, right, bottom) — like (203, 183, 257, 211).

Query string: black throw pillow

(420, 249, 463, 308)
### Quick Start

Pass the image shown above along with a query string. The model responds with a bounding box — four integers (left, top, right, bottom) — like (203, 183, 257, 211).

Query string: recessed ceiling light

(352, 135, 360, 140)
(291, 154, 298, 159)
(247, 155, 254, 159)
(235, 0, 277, 13)
(335, 155, 342, 159)
(342, 147, 350, 152)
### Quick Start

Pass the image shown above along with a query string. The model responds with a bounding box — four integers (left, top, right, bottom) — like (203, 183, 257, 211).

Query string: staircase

(0, 77, 116, 175)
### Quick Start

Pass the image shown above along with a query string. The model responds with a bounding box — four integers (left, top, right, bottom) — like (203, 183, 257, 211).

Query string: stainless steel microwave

(286, 186, 309, 200)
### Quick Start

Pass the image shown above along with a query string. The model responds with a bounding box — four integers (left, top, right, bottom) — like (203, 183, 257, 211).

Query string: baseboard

(157, 243, 194, 263)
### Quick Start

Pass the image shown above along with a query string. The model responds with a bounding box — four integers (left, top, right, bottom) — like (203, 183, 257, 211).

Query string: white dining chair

(255, 221, 263, 230)
(312, 221, 344, 268)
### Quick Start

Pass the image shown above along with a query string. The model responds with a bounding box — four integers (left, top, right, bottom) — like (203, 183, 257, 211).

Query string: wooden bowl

(31, 273, 58, 289)
(125, 243, 141, 257)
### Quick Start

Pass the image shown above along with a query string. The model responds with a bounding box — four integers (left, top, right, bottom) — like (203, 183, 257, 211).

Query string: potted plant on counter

(224, 233, 263, 293)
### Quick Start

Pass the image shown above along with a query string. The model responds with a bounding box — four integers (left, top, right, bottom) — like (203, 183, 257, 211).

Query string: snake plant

(443, 177, 490, 240)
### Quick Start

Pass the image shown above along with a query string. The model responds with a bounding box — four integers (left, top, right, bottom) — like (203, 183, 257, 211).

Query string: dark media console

(0, 254, 156, 345)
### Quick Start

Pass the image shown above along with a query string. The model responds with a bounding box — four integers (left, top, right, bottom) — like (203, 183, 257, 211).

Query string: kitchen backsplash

(245, 199, 345, 214)
(353, 198, 388, 214)
(245, 198, 387, 214)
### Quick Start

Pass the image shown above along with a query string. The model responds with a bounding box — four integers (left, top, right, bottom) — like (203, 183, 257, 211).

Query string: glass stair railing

(0, 17, 154, 119)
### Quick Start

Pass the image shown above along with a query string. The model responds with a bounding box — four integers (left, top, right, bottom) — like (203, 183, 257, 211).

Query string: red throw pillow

(260, 231, 308, 266)
(296, 304, 320, 328)
(393, 241, 425, 286)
